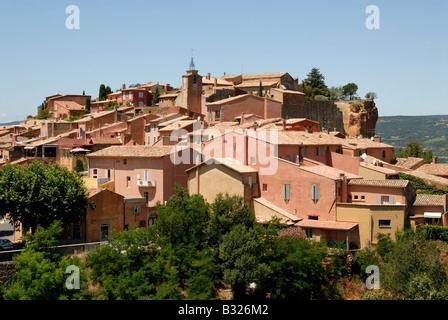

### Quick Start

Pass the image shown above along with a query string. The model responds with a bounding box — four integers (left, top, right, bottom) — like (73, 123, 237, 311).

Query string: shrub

(419, 225, 448, 241)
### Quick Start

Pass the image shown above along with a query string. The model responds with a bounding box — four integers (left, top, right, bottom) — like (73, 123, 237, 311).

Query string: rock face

(335, 99, 378, 137)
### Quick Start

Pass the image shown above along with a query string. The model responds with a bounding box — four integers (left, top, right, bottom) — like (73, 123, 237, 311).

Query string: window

(354, 195, 358, 200)
(382, 150, 386, 158)
(250, 156, 256, 165)
(139, 101, 143, 107)
(148, 213, 157, 226)
(139, 220, 146, 228)
(378, 196, 394, 205)
(285, 156, 290, 161)
(127, 176, 131, 187)
(305, 147, 309, 157)
(283, 184, 290, 200)
(144, 192, 149, 203)
(304, 125, 307, 130)
(123, 159, 127, 165)
(92, 169, 98, 178)
(379, 220, 391, 228)
(263, 184, 268, 191)
(361, 195, 365, 200)
(144, 170, 150, 181)
(248, 176, 253, 188)
(315, 147, 319, 156)
(305, 228, 312, 238)
(123, 92, 126, 100)
(71, 224, 81, 240)
(321, 147, 325, 156)
(100, 224, 110, 241)
(209, 110, 213, 121)
(139, 92, 143, 98)
(311, 185, 319, 200)
(134, 204, 140, 215)
(215, 110, 221, 120)
(309, 216, 318, 220)
(309, 125, 312, 130)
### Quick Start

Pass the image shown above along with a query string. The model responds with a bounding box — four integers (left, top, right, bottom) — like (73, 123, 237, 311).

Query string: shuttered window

(283, 184, 290, 200)
(311, 185, 320, 200)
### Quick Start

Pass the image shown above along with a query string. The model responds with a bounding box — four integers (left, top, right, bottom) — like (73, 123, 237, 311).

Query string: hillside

(376, 115, 448, 163)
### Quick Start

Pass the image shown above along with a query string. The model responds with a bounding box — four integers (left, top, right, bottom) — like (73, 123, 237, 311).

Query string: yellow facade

(336, 203, 406, 248)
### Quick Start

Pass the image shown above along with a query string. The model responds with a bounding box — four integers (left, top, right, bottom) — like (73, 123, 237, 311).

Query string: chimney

(213, 78, 217, 87)
(122, 84, 126, 90)
(263, 98, 268, 119)
(373, 136, 381, 143)
(96, 98, 99, 102)
(207, 73, 211, 80)
(282, 120, 286, 131)
(433, 156, 438, 164)
(340, 173, 348, 203)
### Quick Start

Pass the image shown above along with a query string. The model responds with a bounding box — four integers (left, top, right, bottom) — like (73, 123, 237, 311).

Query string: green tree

(98, 84, 107, 101)
(302, 68, 329, 99)
(152, 86, 160, 106)
(74, 159, 85, 172)
(3, 220, 91, 300)
(36, 108, 51, 120)
(155, 184, 210, 247)
(105, 86, 112, 96)
(381, 228, 448, 299)
(328, 86, 343, 100)
(219, 224, 272, 299)
(85, 97, 91, 114)
(256, 81, 263, 97)
(206, 193, 255, 249)
(342, 83, 358, 100)
(365, 91, 377, 100)
(395, 139, 433, 164)
(0, 161, 87, 233)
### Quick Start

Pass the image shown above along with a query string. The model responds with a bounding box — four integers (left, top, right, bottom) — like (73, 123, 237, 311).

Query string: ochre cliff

(335, 99, 378, 137)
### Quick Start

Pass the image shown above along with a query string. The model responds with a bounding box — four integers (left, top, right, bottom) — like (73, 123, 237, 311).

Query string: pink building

(205, 94, 282, 123)
(87, 145, 196, 224)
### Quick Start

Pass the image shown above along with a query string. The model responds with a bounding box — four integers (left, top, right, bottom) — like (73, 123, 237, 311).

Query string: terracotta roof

(235, 80, 279, 88)
(395, 157, 425, 169)
(186, 157, 257, 174)
(299, 165, 362, 180)
(158, 120, 197, 132)
(241, 72, 288, 80)
(253, 197, 301, 225)
(297, 219, 358, 231)
(359, 162, 398, 175)
(348, 179, 411, 188)
(86, 145, 175, 158)
(416, 164, 448, 176)
(413, 194, 445, 207)
(54, 100, 85, 111)
(87, 188, 106, 198)
(90, 137, 122, 145)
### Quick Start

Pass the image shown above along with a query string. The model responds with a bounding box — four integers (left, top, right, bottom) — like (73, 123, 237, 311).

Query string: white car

(0, 239, 14, 251)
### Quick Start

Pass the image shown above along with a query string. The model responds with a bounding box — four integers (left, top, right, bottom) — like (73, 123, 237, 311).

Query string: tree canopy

(0, 161, 87, 233)
(342, 83, 358, 100)
(302, 67, 329, 99)
(395, 139, 433, 164)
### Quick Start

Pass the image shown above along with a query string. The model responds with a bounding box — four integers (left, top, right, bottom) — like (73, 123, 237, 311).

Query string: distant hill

(376, 115, 448, 164)
(0, 120, 22, 126)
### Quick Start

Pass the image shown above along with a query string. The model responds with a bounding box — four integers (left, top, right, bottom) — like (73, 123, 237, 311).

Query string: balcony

(137, 180, 156, 187)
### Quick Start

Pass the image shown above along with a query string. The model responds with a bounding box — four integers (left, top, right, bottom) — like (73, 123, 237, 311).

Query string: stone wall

(282, 100, 345, 132)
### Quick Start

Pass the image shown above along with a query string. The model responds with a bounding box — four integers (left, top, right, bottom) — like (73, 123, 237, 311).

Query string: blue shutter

(377, 196, 381, 204)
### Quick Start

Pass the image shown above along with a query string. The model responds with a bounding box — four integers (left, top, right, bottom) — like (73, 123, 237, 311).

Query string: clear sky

(0, 0, 446, 122)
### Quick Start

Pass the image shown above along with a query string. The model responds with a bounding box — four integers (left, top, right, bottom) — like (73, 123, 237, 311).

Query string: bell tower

(180, 57, 202, 115)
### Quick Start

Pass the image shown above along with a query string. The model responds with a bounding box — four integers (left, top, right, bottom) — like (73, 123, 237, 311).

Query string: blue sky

(0, 0, 446, 122)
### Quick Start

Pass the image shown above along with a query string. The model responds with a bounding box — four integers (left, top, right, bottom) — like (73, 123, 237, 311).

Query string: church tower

(179, 57, 202, 115)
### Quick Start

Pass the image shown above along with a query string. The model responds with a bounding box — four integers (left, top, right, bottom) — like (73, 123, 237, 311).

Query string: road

(0, 218, 14, 242)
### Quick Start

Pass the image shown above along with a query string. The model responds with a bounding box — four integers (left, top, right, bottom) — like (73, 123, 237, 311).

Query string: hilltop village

(1, 61, 447, 250)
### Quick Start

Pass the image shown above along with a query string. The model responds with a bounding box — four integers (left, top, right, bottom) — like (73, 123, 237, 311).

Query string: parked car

(0, 239, 14, 251)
